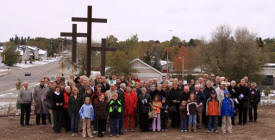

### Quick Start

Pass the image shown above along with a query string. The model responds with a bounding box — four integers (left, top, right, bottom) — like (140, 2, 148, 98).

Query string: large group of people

(17, 73, 261, 138)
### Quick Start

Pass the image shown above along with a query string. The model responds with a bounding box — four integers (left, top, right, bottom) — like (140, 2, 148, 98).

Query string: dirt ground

(0, 106, 274, 140)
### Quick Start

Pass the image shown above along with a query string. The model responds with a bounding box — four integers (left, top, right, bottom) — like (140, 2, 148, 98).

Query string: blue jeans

(119, 109, 124, 133)
(110, 118, 120, 135)
(180, 118, 187, 130)
(208, 116, 218, 131)
(70, 112, 79, 133)
(188, 114, 197, 126)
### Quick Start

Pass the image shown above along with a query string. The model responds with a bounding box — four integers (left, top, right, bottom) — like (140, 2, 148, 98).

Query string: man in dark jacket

(138, 88, 151, 132)
(117, 83, 126, 134)
(249, 82, 261, 122)
(168, 82, 181, 128)
(228, 80, 238, 125)
(101, 76, 110, 93)
(237, 79, 250, 125)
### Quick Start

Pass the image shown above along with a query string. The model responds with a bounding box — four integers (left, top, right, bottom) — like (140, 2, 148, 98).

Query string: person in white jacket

(215, 81, 227, 104)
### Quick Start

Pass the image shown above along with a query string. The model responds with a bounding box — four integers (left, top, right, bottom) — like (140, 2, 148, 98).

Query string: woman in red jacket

(124, 86, 138, 132)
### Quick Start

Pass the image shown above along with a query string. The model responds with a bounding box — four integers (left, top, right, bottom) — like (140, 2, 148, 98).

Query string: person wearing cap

(221, 91, 234, 134)
(206, 90, 220, 133)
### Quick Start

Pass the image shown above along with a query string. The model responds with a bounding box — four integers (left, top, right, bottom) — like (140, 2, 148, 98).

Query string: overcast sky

(0, 0, 274, 42)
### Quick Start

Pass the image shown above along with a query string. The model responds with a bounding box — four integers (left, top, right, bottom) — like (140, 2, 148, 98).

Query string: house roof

(130, 58, 164, 76)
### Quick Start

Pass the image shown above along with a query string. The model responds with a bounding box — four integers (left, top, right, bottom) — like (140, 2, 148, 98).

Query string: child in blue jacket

(79, 97, 95, 138)
(221, 91, 234, 134)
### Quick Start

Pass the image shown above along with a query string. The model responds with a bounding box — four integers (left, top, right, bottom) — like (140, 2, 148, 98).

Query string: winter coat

(117, 88, 125, 106)
(79, 104, 95, 121)
(161, 102, 169, 119)
(221, 97, 235, 118)
(95, 100, 109, 120)
(179, 105, 188, 118)
(46, 88, 54, 109)
(68, 95, 81, 116)
(124, 91, 138, 115)
(180, 91, 190, 102)
(33, 85, 50, 114)
(101, 82, 110, 93)
(215, 86, 225, 103)
(206, 97, 220, 116)
(250, 88, 261, 104)
(203, 87, 215, 105)
(152, 101, 162, 114)
(237, 86, 251, 108)
(52, 91, 64, 111)
(109, 99, 122, 118)
(168, 88, 181, 110)
(228, 86, 238, 99)
(149, 90, 158, 99)
(195, 91, 205, 105)
(17, 88, 32, 104)
(138, 93, 151, 114)
(63, 92, 70, 109)
(92, 92, 108, 107)
(187, 101, 198, 115)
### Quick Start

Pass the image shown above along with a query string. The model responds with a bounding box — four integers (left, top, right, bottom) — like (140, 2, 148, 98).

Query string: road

(0, 61, 62, 94)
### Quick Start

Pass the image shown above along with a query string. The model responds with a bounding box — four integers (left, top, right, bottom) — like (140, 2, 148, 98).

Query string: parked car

(25, 71, 31, 76)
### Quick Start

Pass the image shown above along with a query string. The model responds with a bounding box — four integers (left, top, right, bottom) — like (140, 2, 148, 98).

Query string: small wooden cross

(92, 38, 116, 76)
(72, 5, 107, 77)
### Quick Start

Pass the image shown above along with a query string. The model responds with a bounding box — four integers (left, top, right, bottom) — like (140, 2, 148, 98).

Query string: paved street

(0, 61, 62, 94)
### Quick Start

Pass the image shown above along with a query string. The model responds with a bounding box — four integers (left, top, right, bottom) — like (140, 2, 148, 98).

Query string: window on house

(261, 75, 273, 86)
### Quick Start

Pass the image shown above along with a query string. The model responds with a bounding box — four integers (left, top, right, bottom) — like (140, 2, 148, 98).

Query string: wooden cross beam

(60, 24, 87, 63)
(91, 38, 116, 76)
(72, 5, 107, 77)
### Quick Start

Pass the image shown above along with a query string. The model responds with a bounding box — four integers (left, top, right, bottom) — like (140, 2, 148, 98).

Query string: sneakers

(223, 131, 226, 134)
(181, 130, 184, 133)
(82, 135, 86, 138)
(89, 135, 94, 138)
(71, 133, 75, 137)
(215, 130, 219, 133)
(110, 134, 113, 137)
(207, 130, 211, 133)
(116, 134, 119, 137)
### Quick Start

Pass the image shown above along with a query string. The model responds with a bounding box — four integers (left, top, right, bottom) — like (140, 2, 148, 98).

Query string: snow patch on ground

(15, 57, 61, 68)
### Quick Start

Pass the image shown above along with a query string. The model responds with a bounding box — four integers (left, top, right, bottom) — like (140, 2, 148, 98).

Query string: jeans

(97, 119, 107, 133)
(70, 112, 79, 133)
(53, 110, 62, 133)
(36, 113, 46, 125)
(152, 114, 161, 131)
(208, 116, 218, 131)
(188, 114, 197, 126)
(119, 109, 124, 133)
(239, 106, 248, 125)
(110, 118, 120, 135)
(180, 118, 187, 131)
(62, 108, 70, 131)
(249, 103, 258, 122)
(139, 113, 149, 131)
(20, 103, 31, 126)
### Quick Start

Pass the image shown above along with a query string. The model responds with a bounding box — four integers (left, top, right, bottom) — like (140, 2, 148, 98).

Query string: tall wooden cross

(60, 24, 87, 74)
(72, 6, 107, 77)
(91, 38, 116, 76)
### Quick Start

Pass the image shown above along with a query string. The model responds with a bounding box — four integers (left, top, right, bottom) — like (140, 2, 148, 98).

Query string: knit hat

(210, 90, 216, 94)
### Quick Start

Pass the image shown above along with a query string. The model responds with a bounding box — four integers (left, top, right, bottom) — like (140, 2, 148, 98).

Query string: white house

(130, 58, 165, 81)
(260, 63, 275, 88)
